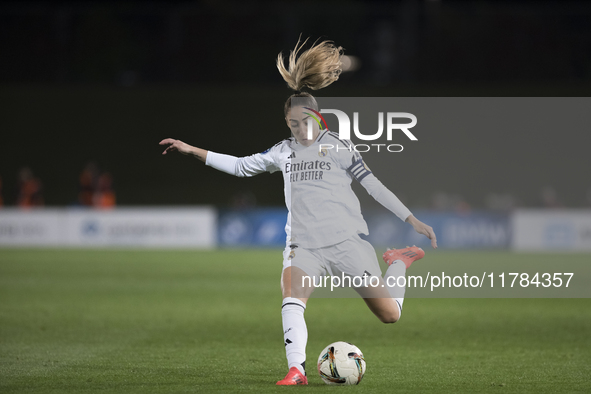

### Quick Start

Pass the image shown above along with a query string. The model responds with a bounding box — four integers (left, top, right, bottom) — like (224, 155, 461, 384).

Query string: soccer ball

(317, 341, 366, 385)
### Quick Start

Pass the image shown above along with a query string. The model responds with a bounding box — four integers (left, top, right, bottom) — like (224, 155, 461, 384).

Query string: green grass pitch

(1, 249, 590, 393)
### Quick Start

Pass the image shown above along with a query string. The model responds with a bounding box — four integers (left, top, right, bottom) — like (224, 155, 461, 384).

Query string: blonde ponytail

(277, 37, 343, 91)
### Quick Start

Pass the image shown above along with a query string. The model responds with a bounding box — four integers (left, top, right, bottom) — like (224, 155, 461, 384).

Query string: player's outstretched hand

(160, 138, 195, 155)
(406, 215, 438, 249)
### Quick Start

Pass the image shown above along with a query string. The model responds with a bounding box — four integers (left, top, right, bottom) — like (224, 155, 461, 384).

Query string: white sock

(384, 260, 406, 317)
(282, 297, 307, 375)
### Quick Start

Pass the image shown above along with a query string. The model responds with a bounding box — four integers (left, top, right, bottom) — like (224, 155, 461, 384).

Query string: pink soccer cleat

(276, 367, 308, 386)
(382, 246, 425, 269)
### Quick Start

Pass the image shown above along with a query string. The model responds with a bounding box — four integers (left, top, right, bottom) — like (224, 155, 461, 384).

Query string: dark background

(1, 0, 590, 209)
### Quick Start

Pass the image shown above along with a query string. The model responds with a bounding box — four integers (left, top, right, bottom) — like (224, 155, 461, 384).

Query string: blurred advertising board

(218, 208, 288, 247)
(0, 209, 64, 246)
(512, 209, 591, 251)
(0, 208, 217, 248)
(364, 210, 511, 250)
(217, 209, 511, 249)
(4, 208, 590, 251)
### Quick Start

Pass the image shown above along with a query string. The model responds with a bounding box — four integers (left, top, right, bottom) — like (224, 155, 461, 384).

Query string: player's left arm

(404, 214, 437, 249)
(358, 174, 437, 249)
(346, 155, 437, 249)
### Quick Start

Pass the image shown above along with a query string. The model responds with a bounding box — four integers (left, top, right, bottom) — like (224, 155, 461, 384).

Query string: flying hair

(277, 37, 343, 92)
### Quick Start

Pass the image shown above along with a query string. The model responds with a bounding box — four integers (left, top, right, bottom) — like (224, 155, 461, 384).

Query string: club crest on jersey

(288, 250, 296, 260)
(318, 148, 328, 157)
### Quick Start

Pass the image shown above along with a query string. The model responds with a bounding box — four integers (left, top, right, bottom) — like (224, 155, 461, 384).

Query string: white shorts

(282, 234, 382, 281)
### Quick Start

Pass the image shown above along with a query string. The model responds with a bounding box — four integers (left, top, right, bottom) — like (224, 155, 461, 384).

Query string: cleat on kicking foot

(276, 367, 308, 385)
(382, 246, 425, 269)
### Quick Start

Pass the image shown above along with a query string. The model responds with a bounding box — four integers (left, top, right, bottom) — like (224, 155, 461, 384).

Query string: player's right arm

(160, 138, 208, 161)
(159, 138, 280, 177)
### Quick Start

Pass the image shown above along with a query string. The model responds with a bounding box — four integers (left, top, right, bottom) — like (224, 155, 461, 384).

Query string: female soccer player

(160, 38, 437, 386)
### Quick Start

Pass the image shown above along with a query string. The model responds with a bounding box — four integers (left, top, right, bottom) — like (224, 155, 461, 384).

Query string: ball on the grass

(317, 341, 366, 385)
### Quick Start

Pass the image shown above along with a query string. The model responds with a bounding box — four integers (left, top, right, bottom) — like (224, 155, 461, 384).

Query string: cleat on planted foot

(276, 367, 308, 385)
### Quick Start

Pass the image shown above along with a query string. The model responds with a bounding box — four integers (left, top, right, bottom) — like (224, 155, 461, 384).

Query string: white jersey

(206, 130, 411, 249)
